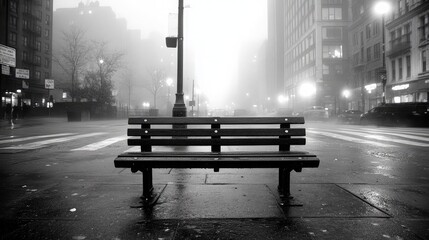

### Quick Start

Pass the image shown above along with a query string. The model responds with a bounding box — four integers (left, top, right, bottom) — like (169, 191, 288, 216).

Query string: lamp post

(166, 77, 173, 113)
(374, 1, 391, 104)
(172, 0, 187, 117)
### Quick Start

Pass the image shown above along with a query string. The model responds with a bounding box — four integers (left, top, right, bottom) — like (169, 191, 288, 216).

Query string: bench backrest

(127, 117, 306, 152)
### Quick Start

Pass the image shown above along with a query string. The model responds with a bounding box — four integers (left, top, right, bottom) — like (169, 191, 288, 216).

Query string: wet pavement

(0, 117, 428, 239)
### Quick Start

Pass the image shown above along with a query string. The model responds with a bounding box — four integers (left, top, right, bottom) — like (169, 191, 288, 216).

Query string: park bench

(114, 117, 319, 205)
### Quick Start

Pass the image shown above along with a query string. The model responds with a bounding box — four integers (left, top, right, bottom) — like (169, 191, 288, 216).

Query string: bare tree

(53, 26, 90, 102)
(81, 41, 123, 104)
(146, 68, 166, 109)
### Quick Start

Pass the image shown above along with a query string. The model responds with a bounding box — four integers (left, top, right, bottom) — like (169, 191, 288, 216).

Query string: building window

(45, 14, 50, 25)
(23, 20, 29, 30)
(10, 0, 17, 13)
(406, 55, 411, 78)
(23, 37, 28, 47)
(44, 58, 50, 68)
(422, 50, 427, 72)
(35, 71, 41, 80)
(353, 32, 358, 46)
(36, 41, 41, 51)
(9, 16, 17, 29)
(45, 72, 50, 79)
(46, 0, 51, 9)
(398, 57, 403, 80)
(367, 71, 372, 83)
(36, 25, 41, 35)
(391, 60, 396, 81)
(367, 47, 372, 61)
(322, 27, 342, 39)
(9, 32, 17, 45)
(35, 55, 41, 65)
(420, 14, 429, 42)
(373, 20, 380, 36)
(366, 23, 371, 39)
(45, 29, 49, 38)
(322, 45, 343, 58)
(23, 51, 28, 62)
(374, 43, 381, 59)
(322, 7, 342, 20)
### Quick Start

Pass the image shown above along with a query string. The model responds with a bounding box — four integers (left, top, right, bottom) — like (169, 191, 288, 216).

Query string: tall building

(0, 0, 54, 117)
(282, 0, 351, 114)
(266, 0, 285, 103)
(348, 0, 385, 112)
(385, 0, 429, 104)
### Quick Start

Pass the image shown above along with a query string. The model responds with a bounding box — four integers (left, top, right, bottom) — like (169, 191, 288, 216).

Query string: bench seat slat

(129, 117, 304, 125)
(128, 138, 306, 146)
(128, 128, 306, 137)
(115, 154, 319, 169)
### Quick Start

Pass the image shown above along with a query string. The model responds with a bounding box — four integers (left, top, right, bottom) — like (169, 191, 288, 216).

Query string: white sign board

(0, 44, 16, 67)
(45, 79, 55, 89)
(15, 68, 30, 79)
(1, 65, 10, 75)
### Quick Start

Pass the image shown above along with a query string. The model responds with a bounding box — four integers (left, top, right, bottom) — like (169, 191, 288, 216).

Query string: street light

(172, 0, 187, 117)
(166, 78, 173, 113)
(374, 1, 391, 104)
(298, 82, 316, 98)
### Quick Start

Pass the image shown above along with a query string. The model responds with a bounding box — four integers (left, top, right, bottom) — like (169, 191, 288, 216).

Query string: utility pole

(172, 0, 187, 117)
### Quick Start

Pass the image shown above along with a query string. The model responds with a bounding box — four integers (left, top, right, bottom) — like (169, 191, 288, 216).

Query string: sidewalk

(0, 119, 428, 239)
(0, 116, 68, 130)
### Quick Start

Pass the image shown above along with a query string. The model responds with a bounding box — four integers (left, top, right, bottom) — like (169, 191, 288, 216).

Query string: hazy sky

(54, 0, 268, 108)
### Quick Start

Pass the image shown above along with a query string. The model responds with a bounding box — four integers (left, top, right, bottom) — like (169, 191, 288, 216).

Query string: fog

(53, 0, 268, 114)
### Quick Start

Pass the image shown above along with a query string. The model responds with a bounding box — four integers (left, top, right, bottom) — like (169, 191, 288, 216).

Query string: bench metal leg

(142, 168, 154, 200)
(278, 168, 291, 197)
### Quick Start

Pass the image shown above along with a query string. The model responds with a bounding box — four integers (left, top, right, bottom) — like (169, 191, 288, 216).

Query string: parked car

(303, 106, 329, 121)
(337, 110, 363, 124)
(360, 103, 429, 127)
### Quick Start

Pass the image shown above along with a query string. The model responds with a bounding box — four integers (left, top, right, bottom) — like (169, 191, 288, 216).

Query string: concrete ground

(0, 117, 428, 239)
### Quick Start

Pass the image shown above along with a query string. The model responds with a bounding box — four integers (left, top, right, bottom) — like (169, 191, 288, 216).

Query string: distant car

(303, 106, 329, 121)
(360, 103, 429, 127)
(337, 110, 362, 124)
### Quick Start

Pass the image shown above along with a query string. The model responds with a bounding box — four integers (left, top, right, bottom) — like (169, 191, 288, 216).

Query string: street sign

(189, 100, 195, 107)
(1, 65, 10, 75)
(45, 79, 55, 89)
(15, 68, 30, 79)
(0, 44, 16, 67)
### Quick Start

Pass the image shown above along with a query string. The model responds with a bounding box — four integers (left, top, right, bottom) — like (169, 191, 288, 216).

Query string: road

(0, 118, 428, 239)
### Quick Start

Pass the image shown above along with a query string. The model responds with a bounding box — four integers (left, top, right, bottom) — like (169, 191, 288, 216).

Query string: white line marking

(339, 128, 429, 142)
(71, 135, 127, 151)
(0, 133, 75, 144)
(332, 129, 429, 147)
(307, 130, 395, 148)
(1, 132, 106, 150)
(124, 146, 140, 152)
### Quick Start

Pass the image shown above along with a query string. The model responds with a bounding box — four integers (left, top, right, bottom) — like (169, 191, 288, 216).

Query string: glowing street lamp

(342, 89, 351, 99)
(298, 82, 316, 98)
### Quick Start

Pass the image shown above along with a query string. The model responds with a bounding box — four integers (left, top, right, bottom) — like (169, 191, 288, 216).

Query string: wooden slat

(114, 155, 320, 169)
(128, 138, 306, 146)
(128, 117, 305, 125)
(119, 151, 317, 158)
(127, 128, 306, 137)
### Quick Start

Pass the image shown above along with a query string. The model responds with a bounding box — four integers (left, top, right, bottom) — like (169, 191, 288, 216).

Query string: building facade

(1, 0, 53, 118)
(385, 0, 429, 104)
(348, 0, 385, 112)
(282, 0, 350, 114)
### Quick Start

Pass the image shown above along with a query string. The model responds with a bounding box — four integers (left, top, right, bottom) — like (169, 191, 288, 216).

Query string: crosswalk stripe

(125, 146, 141, 152)
(0, 132, 106, 150)
(307, 130, 396, 147)
(71, 135, 127, 151)
(0, 133, 75, 145)
(339, 128, 429, 142)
